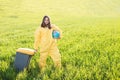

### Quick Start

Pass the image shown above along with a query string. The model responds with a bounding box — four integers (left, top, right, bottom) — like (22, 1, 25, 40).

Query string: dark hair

(41, 16, 51, 29)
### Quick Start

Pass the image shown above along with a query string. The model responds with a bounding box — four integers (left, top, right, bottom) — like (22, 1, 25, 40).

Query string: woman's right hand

(34, 49, 38, 53)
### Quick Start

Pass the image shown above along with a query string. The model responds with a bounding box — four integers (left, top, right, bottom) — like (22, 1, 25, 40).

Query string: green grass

(0, 0, 120, 80)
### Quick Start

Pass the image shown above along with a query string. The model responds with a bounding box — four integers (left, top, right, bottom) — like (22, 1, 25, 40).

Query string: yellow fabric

(34, 24, 62, 68)
(16, 48, 35, 55)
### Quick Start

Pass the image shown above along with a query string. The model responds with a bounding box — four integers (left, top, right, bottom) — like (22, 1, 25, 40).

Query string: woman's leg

(49, 47, 61, 68)
(39, 51, 48, 71)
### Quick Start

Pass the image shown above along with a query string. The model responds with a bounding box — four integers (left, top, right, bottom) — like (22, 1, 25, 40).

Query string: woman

(34, 16, 62, 71)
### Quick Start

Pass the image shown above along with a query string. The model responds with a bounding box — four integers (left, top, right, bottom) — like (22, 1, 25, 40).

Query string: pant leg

(49, 44, 61, 68)
(39, 51, 48, 70)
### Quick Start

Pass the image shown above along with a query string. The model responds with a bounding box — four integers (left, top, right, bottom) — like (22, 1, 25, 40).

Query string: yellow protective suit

(34, 24, 62, 70)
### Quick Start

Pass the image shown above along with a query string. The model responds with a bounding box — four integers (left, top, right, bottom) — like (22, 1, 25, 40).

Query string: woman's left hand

(57, 37, 61, 39)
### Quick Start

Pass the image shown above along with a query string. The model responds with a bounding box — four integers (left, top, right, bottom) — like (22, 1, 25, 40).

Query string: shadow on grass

(0, 54, 18, 80)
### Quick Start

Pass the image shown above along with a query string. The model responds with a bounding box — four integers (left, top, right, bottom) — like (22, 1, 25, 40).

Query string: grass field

(0, 0, 120, 80)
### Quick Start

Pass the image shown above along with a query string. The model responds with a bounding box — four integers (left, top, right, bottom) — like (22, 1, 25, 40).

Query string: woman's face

(44, 17, 49, 25)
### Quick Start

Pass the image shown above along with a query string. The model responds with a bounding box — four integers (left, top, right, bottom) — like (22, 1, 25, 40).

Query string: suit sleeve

(34, 27, 41, 50)
(52, 24, 63, 38)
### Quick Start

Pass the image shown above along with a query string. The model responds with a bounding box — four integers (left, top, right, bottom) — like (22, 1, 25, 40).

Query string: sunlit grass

(0, 0, 120, 80)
